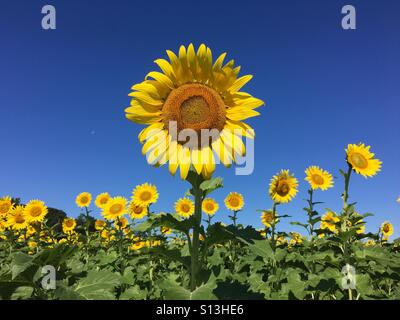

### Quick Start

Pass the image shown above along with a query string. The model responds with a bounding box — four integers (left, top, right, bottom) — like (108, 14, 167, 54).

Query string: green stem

(308, 189, 314, 239)
(343, 163, 352, 209)
(271, 202, 278, 250)
(190, 174, 203, 291)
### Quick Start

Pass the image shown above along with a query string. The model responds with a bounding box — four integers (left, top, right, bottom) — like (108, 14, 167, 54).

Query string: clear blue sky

(1, 0, 399, 237)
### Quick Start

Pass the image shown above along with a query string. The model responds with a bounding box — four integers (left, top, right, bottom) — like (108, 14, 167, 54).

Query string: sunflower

(76, 192, 92, 208)
(0, 196, 13, 217)
(7, 206, 28, 230)
(95, 192, 111, 209)
(396, 196, 400, 203)
(132, 183, 158, 207)
(95, 219, 106, 230)
(202, 198, 219, 215)
(128, 201, 148, 219)
(365, 239, 376, 247)
(102, 197, 128, 220)
(125, 44, 264, 180)
(224, 192, 244, 211)
(305, 166, 333, 191)
(261, 210, 275, 228)
(114, 217, 129, 230)
(269, 170, 298, 204)
(346, 143, 382, 178)
(320, 211, 340, 232)
(62, 218, 77, 234)
(175, 198, 195, 218)
(380, 221, 394, 238)
(24, 200, 48, 223)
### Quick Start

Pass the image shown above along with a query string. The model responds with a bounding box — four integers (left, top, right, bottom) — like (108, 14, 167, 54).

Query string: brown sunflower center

(100, 197, 108, 204)
(30, 207, 42, 217)
(110, 204, 122, 214)
(350, 152, 368, 169)
(383, 224, 390, 233)
(181, 204, 191, 213)
(80, 196, 89, 204)
(276, 180, 290, 197)
(65, 220, 74, 227)
(163, 83, 226, 136)
(15, 215, 25, 224)
(205, 203, 215, 211)
(133, 206, 144, 214)
(0, 203, 10, 214)
(228, 197, 240, 207)
(312, 174, 324, 185)
(140, 191, 152, 201)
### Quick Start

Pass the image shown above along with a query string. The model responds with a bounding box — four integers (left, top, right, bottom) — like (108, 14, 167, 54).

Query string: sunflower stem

(343, 163, 353, 210)
(189, 172, 204, 291)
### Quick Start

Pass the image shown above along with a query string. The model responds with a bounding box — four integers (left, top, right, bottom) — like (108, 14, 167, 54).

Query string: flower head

(62, 218, 77, 234)
(224, 192, 244, 211)
(202, 198, 219, 216)
(95, 192, 111, 209)
(305, 166, 333, 191)
(7, 206, 28, 230)
(175, 198, 195, 218)
(125, 44, 264, 180)
(131, 183, 158, 207)
(346, 143, 382, 178)
(76, 192, 92, 208)
(24, 200, 48, 223)
(260, 210, 275, 228)
(269, 170, 298, 203)
(380, 221, 393, 238)
(102, 197, 128, 221)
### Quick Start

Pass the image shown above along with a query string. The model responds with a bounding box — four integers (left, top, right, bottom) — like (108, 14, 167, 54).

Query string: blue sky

(1, 0, 399, 237)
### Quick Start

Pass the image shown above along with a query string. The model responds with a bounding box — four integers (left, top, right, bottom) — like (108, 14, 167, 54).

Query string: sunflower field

(1, 44, 399, 300)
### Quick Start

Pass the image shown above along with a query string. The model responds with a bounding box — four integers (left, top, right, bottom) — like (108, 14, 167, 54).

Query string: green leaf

(10, 253, 35, 280)
(74, 270, 120, 300)
(159, 278, 217, 300)
(200, 177, 223, 196)
(10, 286, 34, 300)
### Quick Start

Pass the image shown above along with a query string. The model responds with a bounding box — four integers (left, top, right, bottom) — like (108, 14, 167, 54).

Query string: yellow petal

(228, 75, 253, 92)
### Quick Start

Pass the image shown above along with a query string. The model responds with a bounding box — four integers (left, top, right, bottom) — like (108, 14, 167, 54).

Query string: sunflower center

(163, 83, 226, 136)
(65, 220, 74, 227)
(81, 196, 89, 204)
(30, 207, 42, 217)
(229, 197, 240, 207)
(110, 204, 122, 214)
(276, 181, 290, 197)
(181, 204, 190, 213)
(350, 152, 368, 169)
(134, 206, 144, 214)
(0, 203, 10, 214)
(312, 174, 324, 185)
(205, 203, 214, 211)
(383, 225, 390, 233)
(100, 197, 108, 204)
(140, 191, 152, 202)
(15, 215, 25, 224)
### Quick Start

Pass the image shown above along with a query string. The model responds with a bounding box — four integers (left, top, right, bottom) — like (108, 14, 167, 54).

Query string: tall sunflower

(320, 211, 339, 232)
(346, 143, 382, 178)
(7, 206, 28, 230)
(202, 198, 219, 215)
(260, 210, 275, 228)
(24, 200, 48, 223)
(95, 192, 111, 209)
(269, 170, 298, 204)
(175, 198, 195, 218)
(224, 192, 244, 211)
(131, 183, 159, 207)
(102, 197, 128, 221)
(76, 192, 92, 208)
(125, 44, 264, 179)
(305, 166, 333, 191)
